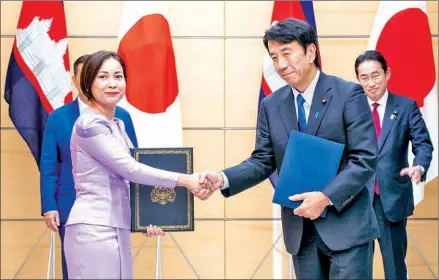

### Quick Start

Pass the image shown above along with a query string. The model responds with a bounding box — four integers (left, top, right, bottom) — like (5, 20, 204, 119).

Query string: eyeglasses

(358, 70, 385, 85)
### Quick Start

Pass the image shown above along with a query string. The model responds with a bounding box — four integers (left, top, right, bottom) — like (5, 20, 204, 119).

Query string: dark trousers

(292, 219, 373, 280)
(58, 222, 68, 280)
(373, 195, 408, 280)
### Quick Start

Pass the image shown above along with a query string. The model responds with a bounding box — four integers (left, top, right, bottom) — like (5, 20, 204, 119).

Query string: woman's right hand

(143, 224, 165, 237)
(178, 173, 214, 200)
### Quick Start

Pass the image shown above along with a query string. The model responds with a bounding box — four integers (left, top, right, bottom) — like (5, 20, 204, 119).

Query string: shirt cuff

(415, 165, 425, 174)
(219, 171, 230, 190)
(44, 210, 58, 215)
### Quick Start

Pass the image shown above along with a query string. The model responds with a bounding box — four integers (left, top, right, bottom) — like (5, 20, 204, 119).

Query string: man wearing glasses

(355, 50, 433, 280)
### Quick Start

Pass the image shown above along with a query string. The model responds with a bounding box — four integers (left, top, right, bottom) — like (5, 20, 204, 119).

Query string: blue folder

(272, 131, 345, 213)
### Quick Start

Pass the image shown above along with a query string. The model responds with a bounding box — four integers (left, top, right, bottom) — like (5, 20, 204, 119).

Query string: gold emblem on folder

(151, 187, 176, 205)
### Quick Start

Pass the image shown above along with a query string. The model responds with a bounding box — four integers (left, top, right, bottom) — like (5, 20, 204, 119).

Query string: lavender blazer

(66, 108, 179, 229)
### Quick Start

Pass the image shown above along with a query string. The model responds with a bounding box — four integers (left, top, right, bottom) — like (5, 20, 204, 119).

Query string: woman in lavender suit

(64, 51, 210, 279)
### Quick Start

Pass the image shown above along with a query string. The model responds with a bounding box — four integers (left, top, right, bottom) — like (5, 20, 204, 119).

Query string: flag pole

(46, 231, 56, 279)
(156, 235, 162, 279)
(51, 232, 56, 279)
(289, 256, 294, 280)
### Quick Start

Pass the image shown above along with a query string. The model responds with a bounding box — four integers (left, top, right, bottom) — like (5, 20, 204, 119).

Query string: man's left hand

(400, 166, 422, 184)
(289, 192, 330, 220)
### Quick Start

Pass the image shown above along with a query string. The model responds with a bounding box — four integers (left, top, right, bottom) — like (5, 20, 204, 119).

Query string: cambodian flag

(4, 1, 71, 168)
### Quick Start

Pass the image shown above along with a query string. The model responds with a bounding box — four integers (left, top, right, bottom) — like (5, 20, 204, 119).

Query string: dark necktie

(296, 94, 307, 133)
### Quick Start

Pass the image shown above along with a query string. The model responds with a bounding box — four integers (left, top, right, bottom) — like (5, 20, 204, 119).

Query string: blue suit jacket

(40, 99, 138, 223)
(221, 72, 380, 255)
(374, 92, 433, 222)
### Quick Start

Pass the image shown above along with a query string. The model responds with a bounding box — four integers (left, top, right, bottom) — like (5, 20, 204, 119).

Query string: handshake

(180, 171, 224, 200)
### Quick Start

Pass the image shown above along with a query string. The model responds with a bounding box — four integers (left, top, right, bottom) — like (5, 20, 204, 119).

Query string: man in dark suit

(355, 50, 433, 280)
(40, 54, 138, 279)
(200, 18, 380, 279)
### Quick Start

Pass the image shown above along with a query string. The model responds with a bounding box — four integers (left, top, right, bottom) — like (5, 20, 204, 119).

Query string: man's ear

(386, 67, 391, 81)
(307, 44, 317, 64)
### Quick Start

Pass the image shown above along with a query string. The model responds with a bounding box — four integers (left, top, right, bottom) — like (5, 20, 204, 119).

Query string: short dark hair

(354, 50, 388, 76)
(73, 54, 89, 76)
(263, 18, 320, 68)
(80, 50, 127, 101)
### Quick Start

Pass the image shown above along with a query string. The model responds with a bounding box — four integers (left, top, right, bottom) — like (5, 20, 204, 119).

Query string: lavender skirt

(64, 224, 133, 279)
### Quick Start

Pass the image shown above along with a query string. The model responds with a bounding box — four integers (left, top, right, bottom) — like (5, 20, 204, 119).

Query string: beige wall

(1, 1, 438, 279)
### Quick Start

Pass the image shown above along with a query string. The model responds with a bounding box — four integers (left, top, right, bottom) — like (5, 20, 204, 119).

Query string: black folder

(130, 147, 194, 232)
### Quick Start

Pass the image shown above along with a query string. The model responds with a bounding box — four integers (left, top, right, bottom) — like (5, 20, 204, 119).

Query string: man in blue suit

(40, 54, 138, 279)
(201, 19, 379, 279)
(355, 50, 433, 280)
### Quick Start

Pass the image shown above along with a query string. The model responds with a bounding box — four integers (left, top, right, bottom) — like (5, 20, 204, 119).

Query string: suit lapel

(119, 119, 134, 149)
(60, 98, 80, 132)
(379, 92, 399, 152)
(307, 73, 333, 136)
(68, 98, 81, 130)
(56, 99, 80, 155)
(115, 108, 134, 149)
(72, 98, 80, 119)
(278, 86, 298, 137)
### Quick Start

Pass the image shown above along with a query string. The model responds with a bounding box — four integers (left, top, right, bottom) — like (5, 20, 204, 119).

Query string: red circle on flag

(376, 8, 435, 107)
(118, 14, 178, 113)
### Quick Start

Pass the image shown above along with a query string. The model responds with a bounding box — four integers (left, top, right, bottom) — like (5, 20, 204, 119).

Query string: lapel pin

(321, 98, 327, 104)
(390, 111, 398, 120)
(315, 112, 319, 119)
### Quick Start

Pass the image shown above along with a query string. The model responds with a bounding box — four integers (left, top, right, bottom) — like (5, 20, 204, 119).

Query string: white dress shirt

(220, 71, 321, 190)
(77, 96, 89, 115)
(367, 89, 388, 128)
(291, 70, 320, 123)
